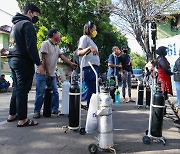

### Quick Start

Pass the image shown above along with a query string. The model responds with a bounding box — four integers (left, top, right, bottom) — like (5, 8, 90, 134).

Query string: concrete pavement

(0, 87, 179, 154)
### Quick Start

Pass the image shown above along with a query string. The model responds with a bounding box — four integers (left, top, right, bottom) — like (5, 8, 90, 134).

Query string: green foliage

(37, 26, 48, 50)
(17, 0, 127, 73)
(130, 52, 146, 69)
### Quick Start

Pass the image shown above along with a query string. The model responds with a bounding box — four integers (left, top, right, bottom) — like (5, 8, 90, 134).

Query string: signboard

(156, 34, 180, 94)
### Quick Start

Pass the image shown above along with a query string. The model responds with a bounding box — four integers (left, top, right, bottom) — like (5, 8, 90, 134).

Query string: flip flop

(33, 113, 41, 119)
(17, 119, 38, 127)
(7, 116, 17, 122)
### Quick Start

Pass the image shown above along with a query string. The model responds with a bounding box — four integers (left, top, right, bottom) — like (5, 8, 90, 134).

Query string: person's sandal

(7, 116, 17, 122)
(17, 119, 38, 127)
(33, 113, 41, 119)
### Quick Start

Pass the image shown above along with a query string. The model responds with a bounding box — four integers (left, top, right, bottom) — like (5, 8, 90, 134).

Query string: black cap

(156, 46, 168, 56)
(23, 3, 40, 14)
(47, 28, 58, 38)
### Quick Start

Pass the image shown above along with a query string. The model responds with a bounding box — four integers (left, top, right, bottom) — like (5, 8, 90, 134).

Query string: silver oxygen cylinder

(61, 79, 70, 114)
(97, 92, 113, 149)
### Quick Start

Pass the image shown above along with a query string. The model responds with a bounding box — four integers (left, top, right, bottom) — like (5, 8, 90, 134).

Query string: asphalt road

(0, 87, 179, 154)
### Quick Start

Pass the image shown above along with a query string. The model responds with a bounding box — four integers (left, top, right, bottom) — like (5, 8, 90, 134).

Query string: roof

(0, 25, 11, 33)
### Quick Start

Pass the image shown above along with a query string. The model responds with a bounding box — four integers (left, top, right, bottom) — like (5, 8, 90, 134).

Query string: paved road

(0, 88, 179, 154)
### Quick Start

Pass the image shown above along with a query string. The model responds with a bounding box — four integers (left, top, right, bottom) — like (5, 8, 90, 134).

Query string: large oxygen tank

(68, 71, 80, 130)
(97, 92, 113, 149)
(151, 82, 165, 137)
(146, 85, 151, 107)
(43, 77, 53, 117)
(136, 81, 144, 106)
(109, 77, 116, 103)
(61, 79, 70, 114)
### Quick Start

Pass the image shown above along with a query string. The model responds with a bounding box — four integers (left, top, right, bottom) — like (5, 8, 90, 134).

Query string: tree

(111, 0, 179, 60)
(17, 0, 128, 73)
(130, 52, 146, 69)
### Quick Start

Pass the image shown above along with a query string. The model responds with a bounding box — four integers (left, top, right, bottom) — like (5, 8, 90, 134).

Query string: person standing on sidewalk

(1, 3, 44, 127)
(119, 45, 135, 103)
(33, 28, 77, 118)
(107, 46, 121, 102)
(77, 21, 100, 109)
(173, 49, 180, 109)
(156, 46, 173, 100)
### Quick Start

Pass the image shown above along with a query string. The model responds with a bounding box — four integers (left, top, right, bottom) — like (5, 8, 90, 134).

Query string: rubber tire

(142, 136, 151, 144)
(88, 144, 98, 154)
(79, 127, 86, 135)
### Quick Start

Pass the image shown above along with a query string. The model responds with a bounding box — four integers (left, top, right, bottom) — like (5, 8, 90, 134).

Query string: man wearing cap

(1, 3, 44, 127)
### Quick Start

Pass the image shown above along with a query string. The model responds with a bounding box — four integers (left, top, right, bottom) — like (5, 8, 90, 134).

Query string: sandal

(33, 113, 41, 119)
(7, 116, 17, 122)
(17, 119, 38, 127)
(52, 110, 60, 114)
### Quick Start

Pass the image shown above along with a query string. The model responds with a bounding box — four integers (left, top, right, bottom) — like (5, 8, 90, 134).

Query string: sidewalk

(0, 88, 179, 154)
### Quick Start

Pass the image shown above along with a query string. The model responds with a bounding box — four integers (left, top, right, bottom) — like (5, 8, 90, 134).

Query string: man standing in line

(33, 28, 77, 118)
(1, 3, 44, 127)
(107, 46, 121, 102)
(119, 45, 135, 103)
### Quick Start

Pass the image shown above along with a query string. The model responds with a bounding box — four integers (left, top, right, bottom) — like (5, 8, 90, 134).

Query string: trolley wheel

(88, 144, 98, 154)
(79, 127, 86, 135)
(142, 136, 151, 144)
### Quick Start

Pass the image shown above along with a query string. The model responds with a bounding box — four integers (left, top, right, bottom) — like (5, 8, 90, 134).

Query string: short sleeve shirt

(78, 35, 100, 67)
(107, 53, 119, 77)
(40, 40, 62, 76)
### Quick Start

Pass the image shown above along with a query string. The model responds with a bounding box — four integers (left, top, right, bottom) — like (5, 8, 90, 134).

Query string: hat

(156, 46, 168, 56)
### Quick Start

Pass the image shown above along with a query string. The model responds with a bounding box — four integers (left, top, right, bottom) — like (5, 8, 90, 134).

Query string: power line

(0, 8, 13, 17)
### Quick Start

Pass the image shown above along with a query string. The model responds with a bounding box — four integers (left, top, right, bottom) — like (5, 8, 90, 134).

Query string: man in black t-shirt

(119, 46, 134, 103)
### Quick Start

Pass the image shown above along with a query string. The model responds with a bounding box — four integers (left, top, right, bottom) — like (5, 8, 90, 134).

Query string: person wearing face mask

(77, 21, 100, 109)
(107, 46, 121, 102)
(0, 3, 44, 127)
(119, 45, 135, 103)
(156, 46, 173, 100)
(33, 28, 77, 118)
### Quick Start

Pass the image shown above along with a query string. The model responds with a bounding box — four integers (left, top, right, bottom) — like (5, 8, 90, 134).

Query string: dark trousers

(83, 66, 99, 108)
(8, 58, 35, 120)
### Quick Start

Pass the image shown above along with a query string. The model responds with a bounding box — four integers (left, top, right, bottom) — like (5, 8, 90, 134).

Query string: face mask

(91, 30, 97, 38)
(123, 50, 128, 53)
(32, 16, 39, 24)
(55, 35, 60, 42)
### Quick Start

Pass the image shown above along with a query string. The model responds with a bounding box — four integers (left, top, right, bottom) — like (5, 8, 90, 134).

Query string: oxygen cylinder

(146, 85, 151, 107)
(151, 82, 165, 137)
(137, 81, 144, 106)
(43, 77, 53, 117)
(109, 77, 116, 103)
(97, 92, 113, 149)
(68, 71, 80, 130)
(61, 79, 70, 114)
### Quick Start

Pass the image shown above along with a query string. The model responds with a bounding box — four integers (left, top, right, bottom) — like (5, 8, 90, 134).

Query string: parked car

(131, 69, 144, 87)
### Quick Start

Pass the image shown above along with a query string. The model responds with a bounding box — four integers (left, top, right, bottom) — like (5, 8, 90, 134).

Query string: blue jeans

(122, 71, 132, 98)
(34, 73, 59, 113)
(83, 66, 99, 108)
(8, 58, 34, 120)
(175, 82, 180, 108)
